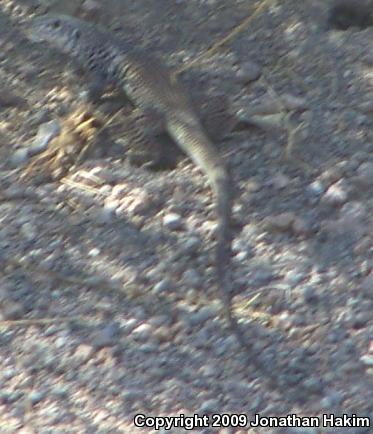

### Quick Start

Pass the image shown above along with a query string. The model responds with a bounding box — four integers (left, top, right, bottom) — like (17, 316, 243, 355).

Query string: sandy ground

(0, 0, 372, 433)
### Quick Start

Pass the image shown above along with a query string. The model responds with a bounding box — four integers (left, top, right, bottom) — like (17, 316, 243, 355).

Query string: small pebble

(131, 323, 153, 341)
(355, 161, 373, 189)
(308, 179, 325, 196)
(93, 322, 120, 348)
(88, 247, 100, 257)
(360, 354, 373, 366)
(322, 180, 349, 206)
(265, 212, 295, 232)
(122, 389, 144, 402)
(300, 285, 318, 304)
(363, 51, 373, 66)
(20, 222, 37, 241)
(251, 267, 276, 286)
(182, 269, 201, 287)
(302, 376, 323, 393)
(0, 87, 26, 108)
(96, 208, 115, 224)
(2, 368, 16, 380)
(287, 429, 318, 434)
(358, 100, 373, 113)
(104, 197, 120, 213)
(163, 213, 183, 230)
(73, 344, 94, 363)
(271, 172, 291, 189)
(179, 237, 201, 256)
(285, 270, 306, 286)
(292, 217, 313, 236)
(28, 119, 61, 156)
(235, 61, 262, 83)
(111, 183, 128, 198)
(188, 306, 216, 327)
(29, 390, 45, 406)
(10, 148, 29, 166)
(199, 398, 220, 414)
(81, 0, 101, 18)
(320, 391, 342, 410)
(152, 279, 172, 294)
(1, 300, 24, 320)
(361, 273, 373, 298)
(281, 94, 308, 111)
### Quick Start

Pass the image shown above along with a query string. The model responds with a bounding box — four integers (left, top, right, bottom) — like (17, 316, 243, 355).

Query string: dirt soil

(0, 0, 372, 433)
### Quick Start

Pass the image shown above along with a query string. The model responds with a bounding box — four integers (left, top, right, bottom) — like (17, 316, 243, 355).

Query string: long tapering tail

(165, 112, 250, 349)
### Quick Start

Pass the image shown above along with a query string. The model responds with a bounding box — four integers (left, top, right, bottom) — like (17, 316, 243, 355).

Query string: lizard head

(27, 14, 86, 55)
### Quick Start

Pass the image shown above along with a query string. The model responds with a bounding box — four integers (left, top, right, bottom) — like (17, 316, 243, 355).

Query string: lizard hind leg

(124, 109, 179, 170)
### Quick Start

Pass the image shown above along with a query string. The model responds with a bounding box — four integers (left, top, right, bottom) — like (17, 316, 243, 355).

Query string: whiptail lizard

(26, 14, 249, 349)
(327, 0, 373, 30)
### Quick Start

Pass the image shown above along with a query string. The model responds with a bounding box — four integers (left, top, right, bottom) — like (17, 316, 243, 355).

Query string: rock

(307, 179, 325, 196)
(111, 183, 128, 198)
(358, 100, 373, 113)
(363, 50, 373, 66)
(80, 0, 101, 19)
(361, 273, 373, 298)
(354, 236, 372, 255)
(251, 267, 276, 286)
(119, 189, 155, 216)
(122, 389, 144, 402)
(199, 398, 220, 414)
(1, 300, 24, 320)
(104, 197, 120, 214)
(300, 285, 319, 304)
(235, 61, 262, 83)
(292, 217, 313, 236)
(29, 390, 45, 406)
(182, 269, 201, 287)
(10, 148, 29, 167)
(265, 212, 295, 232)
(320, 166, 344, 185)
(73, 344, 94, 363)
(360, 354, 373, 366)
(131, 323, 153, 342)
(188, 306, 216, 327)
(339, 201, 367, 238)
(28, 120, 61, 156)
(88, 247, 100, 257)
(163, 213, 183, 230)
(20, 222, 37, 241)
(238, 112, 286, 133)
(320, 390, 343, 409)
(92, 322, 121, 348)
(322, 180, 349, 206)
(0, 88, 27, 108)
(271, 172, 292, 189)
(354, 161, 373, 189)
(281, 94, 308, 111)
(96, 207, 115, 224)
(152, 279, 172, 294)
(285, 270, 306, 286)
(179, 237, 201, 256)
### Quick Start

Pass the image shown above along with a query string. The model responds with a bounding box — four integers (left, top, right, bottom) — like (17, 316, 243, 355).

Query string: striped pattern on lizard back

(27, 14, 249, 350)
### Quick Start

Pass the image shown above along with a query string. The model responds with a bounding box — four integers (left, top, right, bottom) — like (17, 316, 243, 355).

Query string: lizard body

(27, 14, 248, 349)
(327, 0, 373, 30)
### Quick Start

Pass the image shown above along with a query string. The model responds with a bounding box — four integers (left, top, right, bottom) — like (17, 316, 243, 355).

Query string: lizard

(326, 0, 373, 30)
(26, 14, 249, 349)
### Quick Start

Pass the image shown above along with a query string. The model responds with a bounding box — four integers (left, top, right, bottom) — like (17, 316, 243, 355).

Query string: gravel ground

(0, 0, 372, 433)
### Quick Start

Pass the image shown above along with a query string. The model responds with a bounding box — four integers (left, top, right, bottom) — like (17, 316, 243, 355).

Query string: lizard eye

(51, 19, 60, 29)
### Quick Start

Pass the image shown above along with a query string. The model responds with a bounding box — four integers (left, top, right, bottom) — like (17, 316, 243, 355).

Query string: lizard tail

(215, 171, 251, 350)
(165, 113, 250, 349)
